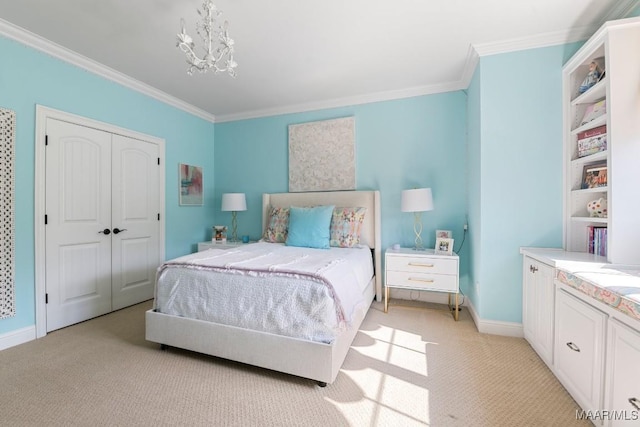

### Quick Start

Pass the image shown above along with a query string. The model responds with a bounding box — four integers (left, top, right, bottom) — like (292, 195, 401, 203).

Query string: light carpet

(0, 300, 589, 426)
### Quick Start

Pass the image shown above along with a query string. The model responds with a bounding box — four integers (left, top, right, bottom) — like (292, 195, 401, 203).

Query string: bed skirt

(145, 276, 375, 385)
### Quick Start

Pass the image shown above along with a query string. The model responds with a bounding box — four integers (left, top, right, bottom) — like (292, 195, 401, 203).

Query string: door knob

(99, 228, 111, 235)
(113, 228, 127, 234)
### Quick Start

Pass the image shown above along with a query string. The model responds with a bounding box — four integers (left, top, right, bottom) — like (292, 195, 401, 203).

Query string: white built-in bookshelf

(562, 16, 640, 264)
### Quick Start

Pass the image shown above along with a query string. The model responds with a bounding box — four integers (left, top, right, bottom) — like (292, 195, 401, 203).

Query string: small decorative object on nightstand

(385, 246, 460, 320)
(212, 225, 227, 243)
(401, 188, 434, 250)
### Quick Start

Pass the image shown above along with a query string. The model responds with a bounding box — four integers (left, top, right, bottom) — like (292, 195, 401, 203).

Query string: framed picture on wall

(179, 163, 203, 206)
(435, 237, 454, 256)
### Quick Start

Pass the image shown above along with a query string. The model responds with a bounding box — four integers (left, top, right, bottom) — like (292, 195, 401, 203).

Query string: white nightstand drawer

(386, 256, 457, 275)
(386, 271, 458, 292)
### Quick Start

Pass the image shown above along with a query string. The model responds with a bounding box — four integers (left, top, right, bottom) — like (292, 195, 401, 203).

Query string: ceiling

(0, 1, 638, 122)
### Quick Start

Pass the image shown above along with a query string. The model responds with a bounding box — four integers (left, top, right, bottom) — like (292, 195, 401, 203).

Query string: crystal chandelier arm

(176, 0, 237, 76)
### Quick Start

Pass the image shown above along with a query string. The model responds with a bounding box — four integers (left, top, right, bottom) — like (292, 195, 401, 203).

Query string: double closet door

(45, 119, 161, 332)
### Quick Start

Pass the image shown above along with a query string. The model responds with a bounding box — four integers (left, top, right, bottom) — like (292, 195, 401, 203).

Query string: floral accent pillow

(262, 206, 290, 243)
(330, 207, 367, 248)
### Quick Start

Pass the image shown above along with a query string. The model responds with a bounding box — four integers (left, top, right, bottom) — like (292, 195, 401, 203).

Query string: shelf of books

(587, 225, 607, 256)
(562, 17, 640, 265)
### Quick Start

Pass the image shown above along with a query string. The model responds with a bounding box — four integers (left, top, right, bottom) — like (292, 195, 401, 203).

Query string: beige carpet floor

(0, 300, 589, 427)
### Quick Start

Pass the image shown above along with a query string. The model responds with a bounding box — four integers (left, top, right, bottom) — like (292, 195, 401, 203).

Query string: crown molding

(461, 2, 640, 89)
(3, 2, 639, 125)
(0, 18, 216, 123)
(460, 45, 481, 90)
(472, 25, 596, 57)
(215, 80, 465, 123)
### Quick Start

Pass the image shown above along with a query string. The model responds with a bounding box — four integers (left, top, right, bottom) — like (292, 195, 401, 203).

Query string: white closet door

(111, 134, 160, 310)
(45, 119, 113, 332)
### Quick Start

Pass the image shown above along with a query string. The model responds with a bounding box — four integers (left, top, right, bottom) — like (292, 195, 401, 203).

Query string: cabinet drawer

(605, 320, 640, 426)
(555, 289, 606, 412)
(386, 271, 457, 292)
(386, 255, 457, 275)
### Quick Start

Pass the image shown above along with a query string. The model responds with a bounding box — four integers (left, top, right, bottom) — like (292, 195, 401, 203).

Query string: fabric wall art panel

(288, 117, 355, 192)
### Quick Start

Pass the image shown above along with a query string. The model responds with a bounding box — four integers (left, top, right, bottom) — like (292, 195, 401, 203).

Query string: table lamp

(221, 193, 247, 242)
(401, 188, 434, 250)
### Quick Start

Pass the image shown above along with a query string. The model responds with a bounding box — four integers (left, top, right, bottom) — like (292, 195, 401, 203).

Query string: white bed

(145, 190, 381, 386)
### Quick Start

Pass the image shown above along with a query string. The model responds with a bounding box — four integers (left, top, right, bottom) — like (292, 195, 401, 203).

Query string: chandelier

(176, 0, 237, 77)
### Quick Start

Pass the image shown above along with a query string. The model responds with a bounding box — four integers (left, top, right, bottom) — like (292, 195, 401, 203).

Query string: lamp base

(231, 211, 239, 242)
(413, 212, 424, 250)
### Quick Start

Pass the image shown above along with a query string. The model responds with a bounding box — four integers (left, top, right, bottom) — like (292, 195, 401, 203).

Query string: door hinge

(157, 213, 160, 221)
(45, 293, 48, 304)
(44, 214, 48, 225)
(45, 135, 48, 146)
(157, 157, 160, 165)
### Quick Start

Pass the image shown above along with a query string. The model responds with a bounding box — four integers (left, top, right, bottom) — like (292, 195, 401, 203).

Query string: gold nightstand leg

(385, 286, 389, 313)
(448, 293, 460, 321)
(455, 293, 459, 321)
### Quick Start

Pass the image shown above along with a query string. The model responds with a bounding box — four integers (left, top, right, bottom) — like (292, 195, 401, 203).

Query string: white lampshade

(221, 193, 247, 212)
(401, 188, 434, 212)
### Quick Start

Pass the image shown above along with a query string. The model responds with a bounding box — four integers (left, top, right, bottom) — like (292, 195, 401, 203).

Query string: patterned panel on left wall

(0, 108, 15, 319)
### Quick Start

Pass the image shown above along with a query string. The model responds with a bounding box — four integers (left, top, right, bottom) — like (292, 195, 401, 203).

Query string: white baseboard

(466, 299, 523, 338)
(0, 326, 36, 351)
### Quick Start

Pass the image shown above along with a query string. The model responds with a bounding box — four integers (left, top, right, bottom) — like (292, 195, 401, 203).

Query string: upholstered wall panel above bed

(288, 117, 355, 192)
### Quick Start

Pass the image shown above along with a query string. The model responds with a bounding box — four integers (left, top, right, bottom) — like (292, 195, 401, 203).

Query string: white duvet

(154, 242, 374, 343)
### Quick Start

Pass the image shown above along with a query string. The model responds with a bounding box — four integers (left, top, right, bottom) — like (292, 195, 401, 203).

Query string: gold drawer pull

(409, 277, 434, 283)
(408, 262, 434, 268)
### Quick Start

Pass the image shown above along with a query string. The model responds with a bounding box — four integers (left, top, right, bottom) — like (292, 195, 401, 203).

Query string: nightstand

(197, 241, 255, 251)
(385, 247, 460, 320)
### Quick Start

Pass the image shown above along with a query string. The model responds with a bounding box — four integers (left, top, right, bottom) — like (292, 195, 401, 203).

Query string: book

(580, 100, 606, 126)
(587, 226, 607, 256)
(576, 125, 607, 158)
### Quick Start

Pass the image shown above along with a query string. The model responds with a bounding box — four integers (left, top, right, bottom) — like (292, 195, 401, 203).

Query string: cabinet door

(522, 257, 554, 367)
(522, 258, 536, 342)
(555, 288, 606, 413)
(604, 320, 640, 426)
(535, 262, 555, 365)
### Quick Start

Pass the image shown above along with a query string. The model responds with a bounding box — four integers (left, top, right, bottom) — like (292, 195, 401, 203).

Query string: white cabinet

(562, 17, 640, 264)
(385, 248, 460, 320)
(604, 320, 640, 426)
(555, 288, 607, 415)
(522, 256, 555, 368)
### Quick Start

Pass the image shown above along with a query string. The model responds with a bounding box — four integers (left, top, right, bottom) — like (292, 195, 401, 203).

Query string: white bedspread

(154, 242, 373, 343)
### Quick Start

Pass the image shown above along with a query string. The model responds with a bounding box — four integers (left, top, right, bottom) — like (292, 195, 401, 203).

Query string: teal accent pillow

(285, 205, 335, 249)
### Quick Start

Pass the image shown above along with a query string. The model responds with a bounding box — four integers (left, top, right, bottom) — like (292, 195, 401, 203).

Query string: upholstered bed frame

(146, 190, 381, 386)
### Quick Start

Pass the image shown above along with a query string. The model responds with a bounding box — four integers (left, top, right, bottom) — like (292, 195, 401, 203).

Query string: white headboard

(262, 190, 382, 301)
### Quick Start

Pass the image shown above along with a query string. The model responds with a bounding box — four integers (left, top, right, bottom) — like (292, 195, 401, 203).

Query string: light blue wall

(466, 66, 482, 313)
(0, 36, 215, 334)
(214, 94, 471, 294)
(467, 43, 583, 322)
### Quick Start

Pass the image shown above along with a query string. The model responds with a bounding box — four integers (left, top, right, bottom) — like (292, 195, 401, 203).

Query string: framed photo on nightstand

(435, 237, 454, 255)
(436, 229, 452, 239)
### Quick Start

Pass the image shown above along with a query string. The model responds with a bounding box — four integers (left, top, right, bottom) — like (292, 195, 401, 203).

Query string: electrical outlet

(463, 224, 468, 231)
